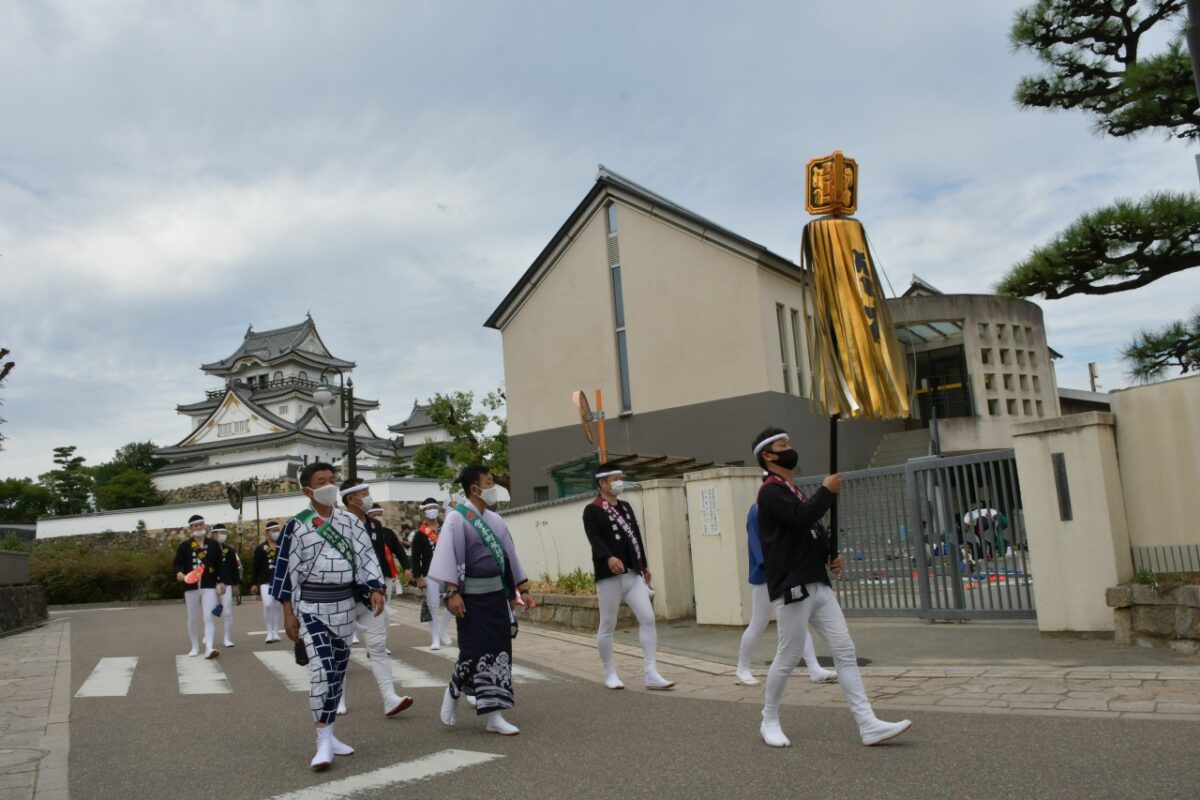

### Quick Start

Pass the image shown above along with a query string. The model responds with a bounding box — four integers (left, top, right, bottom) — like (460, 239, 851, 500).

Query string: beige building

(486, 167, 899, 504)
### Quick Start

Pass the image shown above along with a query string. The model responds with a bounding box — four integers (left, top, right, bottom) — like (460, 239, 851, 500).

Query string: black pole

(828, 414, 839, 559)
(1189, 0, 1200, 184)
(346, 378, 358, 481)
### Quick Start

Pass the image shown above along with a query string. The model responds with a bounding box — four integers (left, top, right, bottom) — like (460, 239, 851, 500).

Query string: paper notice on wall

(700, 487, 719, 536)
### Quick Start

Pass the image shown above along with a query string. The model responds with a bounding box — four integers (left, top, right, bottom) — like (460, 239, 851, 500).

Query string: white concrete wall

(1012, 413, 1133, 632)
(504, 496, 597, 582)
(684, 466, 762, 626)
(1109, 375, 1200, 549)
(36, 478, 451, 538)
(153, 458, 302, 492)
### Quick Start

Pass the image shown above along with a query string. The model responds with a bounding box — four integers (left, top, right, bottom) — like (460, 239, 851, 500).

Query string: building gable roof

(166, 385, 293, 450)
(201, 317, 355, 374)
(388, 400, 438, 433)
(483, 166, 803, 330)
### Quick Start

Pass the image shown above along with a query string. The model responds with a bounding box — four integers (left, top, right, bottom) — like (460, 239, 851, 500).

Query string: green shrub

(0, 532, 33, 553)
(30, 539, 180, 604)
(556, 567, 596, 594)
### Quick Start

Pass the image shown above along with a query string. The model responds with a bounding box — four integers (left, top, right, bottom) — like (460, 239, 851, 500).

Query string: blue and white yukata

(270, 506, 383, 724)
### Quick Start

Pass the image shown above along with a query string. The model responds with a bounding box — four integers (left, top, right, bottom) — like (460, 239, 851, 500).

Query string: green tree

(416, 387, 509, 489)
(999, 0, 1200, 381)
(39, 445, 94, 515)
(91, 441, 164, 485)
(409, 441, 456, 482)
(93, 469, 161, 511)
(1122, 307, 1200, 381)
(0, 477, 56, 522)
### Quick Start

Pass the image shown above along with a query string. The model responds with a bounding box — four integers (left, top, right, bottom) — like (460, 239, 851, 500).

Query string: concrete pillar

(684, 467, 763, 626)
(633, 479, 693, 620)
(1012, 412, 1134, 633)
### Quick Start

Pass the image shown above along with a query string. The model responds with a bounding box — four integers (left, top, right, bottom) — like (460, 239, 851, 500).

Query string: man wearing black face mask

(752, 427, 911, 749)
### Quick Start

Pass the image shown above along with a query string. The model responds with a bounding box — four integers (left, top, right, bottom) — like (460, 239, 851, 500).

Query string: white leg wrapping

(595, 575, 623, 680)
(200, 588, 219, 653)
(736, 583, 771, 676)
(184, 590, 201, 653)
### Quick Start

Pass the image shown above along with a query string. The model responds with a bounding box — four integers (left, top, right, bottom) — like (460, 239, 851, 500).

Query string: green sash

(295, 508, 355, 570)
(456, 503, 513, 596)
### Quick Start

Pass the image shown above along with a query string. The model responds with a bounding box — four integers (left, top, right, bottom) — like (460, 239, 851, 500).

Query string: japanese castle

(153, 317, 402, 491)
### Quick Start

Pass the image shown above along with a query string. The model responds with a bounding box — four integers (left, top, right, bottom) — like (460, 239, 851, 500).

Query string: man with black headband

(753, 427, 911, 748)
(212, 523, 240, 649)
(172, 514, 225, 659)
(411, 497, 452, 649)
(339, 479, 415, 719)
(270, 462, 387, 770)
(252, 521, 284, 643)
(583, 464, 674, 690)
(429, 465, 535, 736)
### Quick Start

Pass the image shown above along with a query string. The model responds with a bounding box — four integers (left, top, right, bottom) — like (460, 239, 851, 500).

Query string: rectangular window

(996, 323, 1006, 339)
(1003, 373, 1013, 390)
(616, 330, 632, 413)
(1000, 349, 1011, 366)
(980, 348, 992, 365)
(610, 266, 625, 328)
(1023, 399, 1032, 416)
(1017, 350, 1026, 367)
(606, 203, 618, 234)
(217, 420, 247, 437)
(533, 486, 550, 503)
(1036, 400, 1044, 417)
(984, 373, 995, 391)
(988, 399, 1000, 416)
(1006, 398, 1017, 416)
(1032, 375, 1040, 392)
(278, 405, 290, 415)
(977, 322, 989, 338)
(790, 308, 807, 397)
(776, 304, 792, 394)
(1018, 375, 1028, 391)
(1029, 351, 1038, 368)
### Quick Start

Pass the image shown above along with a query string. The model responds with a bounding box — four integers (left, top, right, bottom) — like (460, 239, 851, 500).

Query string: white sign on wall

(700, 487, 720, 536)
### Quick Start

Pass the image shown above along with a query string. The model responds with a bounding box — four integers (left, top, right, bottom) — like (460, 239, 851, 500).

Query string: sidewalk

(0, 619, 71, 800)
(391, 597, 1200, 722)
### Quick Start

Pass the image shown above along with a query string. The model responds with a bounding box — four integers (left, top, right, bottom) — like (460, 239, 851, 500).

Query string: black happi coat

(366, 517, 410, 577)
(756, 481, 836, 602)
(172, 537, 223, 590)
(251, 539, 279, 586)
(582, 498, 648, 580)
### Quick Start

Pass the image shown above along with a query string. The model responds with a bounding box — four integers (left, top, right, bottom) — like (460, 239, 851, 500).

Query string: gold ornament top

(805, 151, 857, 216)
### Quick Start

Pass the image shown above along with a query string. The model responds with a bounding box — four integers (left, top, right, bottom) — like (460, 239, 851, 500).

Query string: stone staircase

(868, 428, 932, 468)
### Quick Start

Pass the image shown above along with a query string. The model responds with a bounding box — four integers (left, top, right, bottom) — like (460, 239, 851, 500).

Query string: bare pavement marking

(255, 650, 314, 692)
(264, 749, 503, 800)
(348, 650, 444, 688)
(175, 654, 233, 694)
(75, 656, 139, 697)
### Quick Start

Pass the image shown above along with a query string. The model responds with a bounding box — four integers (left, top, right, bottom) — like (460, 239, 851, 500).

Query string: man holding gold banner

(753, 427, 911, 748)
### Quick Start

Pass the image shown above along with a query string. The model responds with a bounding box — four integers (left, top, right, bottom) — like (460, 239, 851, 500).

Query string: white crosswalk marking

(413, 646, 552, 683)
(76, 657, 138, 697)
(255, 650, 313, 692)
(349, 650, 444, 688)
(175, 655, 232, 694)
(265, 749, 502, 800)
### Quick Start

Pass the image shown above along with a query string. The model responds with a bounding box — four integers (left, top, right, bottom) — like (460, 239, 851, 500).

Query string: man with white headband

(251, 521, 284, 643)
(172, 514, 225, 659)
(583, 463, 673, 690)
(338, 478, 415, 719)
(270, 462, 388, 770)
(367, 506, 410, 600)
(752, 427, 912, 748)
(211, 523, 240, 648)
(411, 497, 452, 649)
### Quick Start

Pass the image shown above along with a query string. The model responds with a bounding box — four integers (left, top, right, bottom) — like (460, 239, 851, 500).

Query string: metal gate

(797, 450, 1035, 620)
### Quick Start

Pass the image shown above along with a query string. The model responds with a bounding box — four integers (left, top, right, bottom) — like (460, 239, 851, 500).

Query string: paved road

(46, 601, 1199, 800)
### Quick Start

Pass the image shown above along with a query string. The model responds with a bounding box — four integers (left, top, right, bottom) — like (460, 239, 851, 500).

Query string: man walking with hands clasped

(752, 427, 912, 748)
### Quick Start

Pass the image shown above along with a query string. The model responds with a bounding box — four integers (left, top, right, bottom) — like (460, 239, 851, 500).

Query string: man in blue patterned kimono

(429, 464, 535, 736)
(270, 461, 386, 771)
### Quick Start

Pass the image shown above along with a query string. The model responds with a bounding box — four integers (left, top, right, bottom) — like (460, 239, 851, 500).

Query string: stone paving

(0, 619, 70, 800)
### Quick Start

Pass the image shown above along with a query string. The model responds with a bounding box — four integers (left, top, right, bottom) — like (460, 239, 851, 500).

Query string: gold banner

(802, 217, 909, 420)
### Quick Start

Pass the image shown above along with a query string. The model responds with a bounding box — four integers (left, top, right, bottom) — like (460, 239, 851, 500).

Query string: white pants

(596, 572, 658, 675)
(737, 583, 825, 679)
(184, 588, 218, 652)
(218, 585, 234, 641)
(351, 601, 398, 705)
(763, 583, 876, 730)
(260, 584, 283, 637)
(425, 579, 451, 644)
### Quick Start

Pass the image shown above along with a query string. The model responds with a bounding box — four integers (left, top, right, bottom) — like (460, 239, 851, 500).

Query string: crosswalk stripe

(265, 749, 502, 800)
(76, 657, 138, 697)
(255, 651, 313, 692)
(349, 650, 444, 688)
(413, 646, 552, 683)
(175, 655, 232, 694)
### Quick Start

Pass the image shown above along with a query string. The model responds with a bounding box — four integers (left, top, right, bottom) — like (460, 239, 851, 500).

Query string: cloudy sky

(1, 1, 1196, 479)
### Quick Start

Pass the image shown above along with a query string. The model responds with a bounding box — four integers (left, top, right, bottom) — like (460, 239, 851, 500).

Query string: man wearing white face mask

(212, 523, 240, 648)
(172, 514, 225, 658)
(583, 464, 673, 690)
(270, 462, 388, 770)
(411, 497, 452, 649)
(338, 479, 415, 719)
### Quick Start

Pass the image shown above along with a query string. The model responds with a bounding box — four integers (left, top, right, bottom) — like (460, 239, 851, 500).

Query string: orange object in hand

(184, 565, 205, 585)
